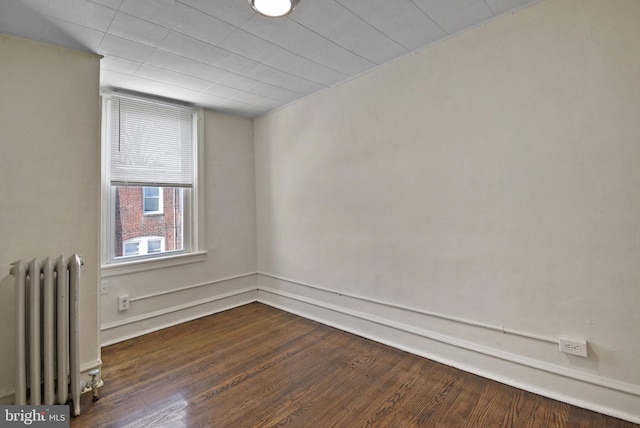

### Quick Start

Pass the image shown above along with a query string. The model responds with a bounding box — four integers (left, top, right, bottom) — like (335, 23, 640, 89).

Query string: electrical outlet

(118, 295, 130, 312)
(559, 338, 588, 357)
(100, 280, 109, 295)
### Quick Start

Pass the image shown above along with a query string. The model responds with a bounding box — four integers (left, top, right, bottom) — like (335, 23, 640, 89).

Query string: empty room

(1, 0, 639, 426)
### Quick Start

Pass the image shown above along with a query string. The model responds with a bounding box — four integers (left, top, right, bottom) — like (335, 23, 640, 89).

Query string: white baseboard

(94, 271, 640, 424)
(101, 286, 257, 346)
(256, 274, 640, 424)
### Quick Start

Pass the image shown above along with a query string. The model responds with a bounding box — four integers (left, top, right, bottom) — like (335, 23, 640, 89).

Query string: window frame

(101, 91, 205, 270)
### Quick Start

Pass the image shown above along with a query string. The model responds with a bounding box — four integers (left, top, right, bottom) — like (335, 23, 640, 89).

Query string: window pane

(114, 186, 184, 258)
(148, 240, 162, 253)
(143, 186, 161, 213)
(143, 187, 159, 198)
(124, 242, 139, 256)
(143, 197, 159, 212)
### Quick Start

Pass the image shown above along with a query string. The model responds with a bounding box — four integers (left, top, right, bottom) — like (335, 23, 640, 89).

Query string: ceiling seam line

(333, 0, 412, 52)
(287, 19, 376, 67)
(407, 0, 448, 36)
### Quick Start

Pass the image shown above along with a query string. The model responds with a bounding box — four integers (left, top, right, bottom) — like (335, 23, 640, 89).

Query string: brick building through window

(113, 186, 183, 258)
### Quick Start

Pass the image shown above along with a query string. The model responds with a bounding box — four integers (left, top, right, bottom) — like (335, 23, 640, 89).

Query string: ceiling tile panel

(241, 15, 374, 76)
(117, 0, 180, 29)
(233, 60, 281, 84)
(231, 91, 269, 105)
(158, 31, 216, 61)
(46, 0, 116, 32)
(100, 69, 133, 88)
(216, 73, 260, 91)
(256, 49, 303, 73)
(144, 50, 229, 82)
(200, 46, 253, 71)
(411, 0, 494, 34)
(135, 64, 214, 91)
(89, 0, 123, 9)
(107, 12, 171, 47)
(42, 17, 104, 52)
(0, 0, 541, 117)
(256, 97, 284, 109)
(203, 82, 245, 99)
(292, 0, 408, 65)
(248, 83, 301, 103)
(219, 103, 265, 118)
(171, 3, 236, 46)
(123, 75, 203, 101)
(260, 71, 325, 95)
(220, 98, 254, 110)
(217, 29, 279, 62)
(101, 56, 142, 74)
(187, 0, 255, 27)
(190, 91, 230, 108)
(336, 0, 446, 50)
(484, 0, 539, 15)
(98, 34, 155, 62)
(284, 57, 348, 87)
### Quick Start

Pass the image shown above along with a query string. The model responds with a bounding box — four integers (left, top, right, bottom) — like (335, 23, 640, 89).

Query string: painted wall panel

(0, 34, 101, 401)
(254, 0, 640, 420)
(100, 109, 258, 345)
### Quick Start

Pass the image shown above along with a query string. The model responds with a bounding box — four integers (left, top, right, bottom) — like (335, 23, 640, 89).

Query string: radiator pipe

(89, 369, 100, 402)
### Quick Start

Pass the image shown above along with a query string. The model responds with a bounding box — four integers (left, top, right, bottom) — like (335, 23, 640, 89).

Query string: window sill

(101, 251, 207, 277)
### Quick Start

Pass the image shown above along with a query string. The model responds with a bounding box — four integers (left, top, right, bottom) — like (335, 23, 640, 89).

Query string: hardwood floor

(72, 303, 637, 427)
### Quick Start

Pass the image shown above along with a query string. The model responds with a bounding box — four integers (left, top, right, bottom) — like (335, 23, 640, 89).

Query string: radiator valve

(88, 369, 100, 402)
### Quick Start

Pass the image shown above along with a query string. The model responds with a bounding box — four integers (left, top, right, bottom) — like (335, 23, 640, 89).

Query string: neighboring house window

(123, 236, 165, 256)
(143, 187, 163, 214)
(102, 92, 197, 262)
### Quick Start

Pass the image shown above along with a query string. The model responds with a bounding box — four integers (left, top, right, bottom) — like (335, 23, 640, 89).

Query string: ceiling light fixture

(249, 0, 297, 18)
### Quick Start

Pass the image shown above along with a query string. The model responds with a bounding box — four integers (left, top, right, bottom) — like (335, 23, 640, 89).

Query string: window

(102, 92, 198, 263)
(123, 236, 165, 256)
(123, 240, 140, 256)
(143, 187, 163, 214)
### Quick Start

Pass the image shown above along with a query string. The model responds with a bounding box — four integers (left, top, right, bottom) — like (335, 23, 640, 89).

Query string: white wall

(100, 109, 258, 345)
(0, 35, 101, 402)
(0, 34, 258, 399)
(254, 0, 640, 422)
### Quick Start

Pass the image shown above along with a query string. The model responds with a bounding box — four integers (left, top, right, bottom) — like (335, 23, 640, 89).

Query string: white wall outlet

(118, 295, 130, 312)
(559, 338, 588, 357)
(100, 280, 109, 295)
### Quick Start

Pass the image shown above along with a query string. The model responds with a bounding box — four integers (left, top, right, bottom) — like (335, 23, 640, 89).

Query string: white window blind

(109, 95, 194, 187)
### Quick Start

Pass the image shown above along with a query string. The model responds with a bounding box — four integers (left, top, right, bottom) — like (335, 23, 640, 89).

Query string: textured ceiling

(0, 0, 539, 117)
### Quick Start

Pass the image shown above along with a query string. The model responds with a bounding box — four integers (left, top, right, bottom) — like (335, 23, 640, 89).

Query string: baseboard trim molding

(101, 288, 257, 346)
(256, 277, 640, 424)
(258, 285, 639, 396)
(258, 273, 558, 345)
(94, 270, 640, 423)
(130, 272, 258, 303)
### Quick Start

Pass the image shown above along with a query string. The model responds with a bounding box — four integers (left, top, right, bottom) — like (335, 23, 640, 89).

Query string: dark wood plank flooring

(71, 303, 638, 427)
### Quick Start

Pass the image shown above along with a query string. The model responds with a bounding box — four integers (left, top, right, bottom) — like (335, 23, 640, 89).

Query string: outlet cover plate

(118, 295, 130, 312)
(559, 338, 588, 357)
